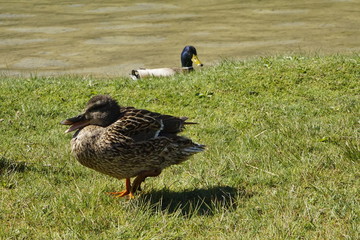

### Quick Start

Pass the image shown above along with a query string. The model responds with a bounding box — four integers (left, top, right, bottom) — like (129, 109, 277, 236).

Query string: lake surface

(0, 0, 359, 77)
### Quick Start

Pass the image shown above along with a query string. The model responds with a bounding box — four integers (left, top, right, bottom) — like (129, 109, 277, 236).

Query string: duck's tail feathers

(130, 70, 140, 80)
(182, 143, 206, 154)
(183, 121, 198, 125)
(179, 116, 198, 125)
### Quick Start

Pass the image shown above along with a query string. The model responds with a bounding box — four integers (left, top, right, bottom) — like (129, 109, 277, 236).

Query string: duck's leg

(132, 169, 162, 193)
(107, 178, 135, 199)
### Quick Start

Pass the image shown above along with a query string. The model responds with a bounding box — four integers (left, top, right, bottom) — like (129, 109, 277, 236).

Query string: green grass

(1, 54, 359, 239)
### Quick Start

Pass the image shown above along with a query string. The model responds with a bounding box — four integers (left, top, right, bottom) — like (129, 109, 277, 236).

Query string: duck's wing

(130, 67, 193, 80)
(121, 107, 197, 136)
(130, 68, 177, 79)
(108, 108, 162, 142)
(155, 114, 195, 136)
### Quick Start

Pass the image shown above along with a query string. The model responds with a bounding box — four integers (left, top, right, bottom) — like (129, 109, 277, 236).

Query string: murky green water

(0, 0, 359, 77)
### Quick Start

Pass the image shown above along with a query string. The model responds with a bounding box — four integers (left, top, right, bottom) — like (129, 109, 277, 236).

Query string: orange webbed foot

(107, 190, 135, 199)
(107, 178, 135, 199)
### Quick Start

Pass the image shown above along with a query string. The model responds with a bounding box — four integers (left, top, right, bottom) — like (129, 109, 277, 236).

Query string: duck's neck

(181, 51, 193, 67)
(181, 59, 193, 68)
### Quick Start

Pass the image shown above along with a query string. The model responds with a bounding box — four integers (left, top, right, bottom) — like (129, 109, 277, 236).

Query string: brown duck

(61, 95, 205, 198)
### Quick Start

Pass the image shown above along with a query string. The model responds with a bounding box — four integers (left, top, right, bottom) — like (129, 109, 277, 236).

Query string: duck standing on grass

(130, 45, 203, 79)
(61, 95, 205, 199)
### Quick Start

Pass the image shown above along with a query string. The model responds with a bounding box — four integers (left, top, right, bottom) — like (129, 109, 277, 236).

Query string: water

(0, 0, 359, 77)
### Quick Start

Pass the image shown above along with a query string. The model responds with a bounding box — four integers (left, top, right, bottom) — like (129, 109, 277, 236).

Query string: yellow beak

(191, 54, 203, 67)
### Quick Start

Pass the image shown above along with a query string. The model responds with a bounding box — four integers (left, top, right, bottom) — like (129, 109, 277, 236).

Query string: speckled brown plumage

(61, 95, 205, 198)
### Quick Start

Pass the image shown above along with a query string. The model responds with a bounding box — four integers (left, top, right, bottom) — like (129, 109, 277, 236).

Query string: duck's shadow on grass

(0, 157, 28, 189)
(0, 157, 252, 216)
(0, 157, 27, 175)
(137, 186, 253, 216)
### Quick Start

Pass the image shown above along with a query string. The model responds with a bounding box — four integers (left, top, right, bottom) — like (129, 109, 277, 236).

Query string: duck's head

(61, 95, 121, 133)
(181, 46, 203, 68)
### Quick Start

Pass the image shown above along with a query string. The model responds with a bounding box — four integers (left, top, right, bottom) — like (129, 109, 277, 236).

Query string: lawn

(0, 54, 359, 239)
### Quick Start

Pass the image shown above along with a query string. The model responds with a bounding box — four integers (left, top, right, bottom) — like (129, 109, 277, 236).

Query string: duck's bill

(191, 55, 203, 67)
(61, 114, 89, 133)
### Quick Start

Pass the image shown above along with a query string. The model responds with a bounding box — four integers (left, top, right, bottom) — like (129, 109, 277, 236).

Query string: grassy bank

(0, 54, 359, 239)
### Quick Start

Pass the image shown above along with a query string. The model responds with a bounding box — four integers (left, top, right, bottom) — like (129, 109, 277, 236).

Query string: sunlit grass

(1, 54, 359, 239)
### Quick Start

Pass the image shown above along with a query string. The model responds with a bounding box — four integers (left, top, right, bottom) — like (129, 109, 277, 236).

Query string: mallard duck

(130, 45, 203, 80)
(61, 95, 205, 198)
